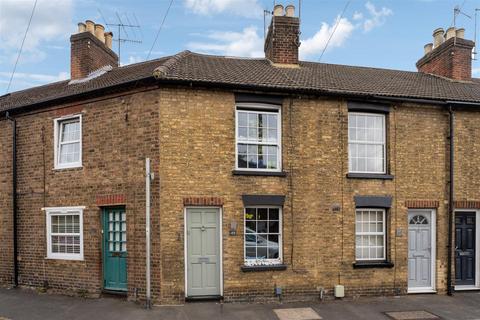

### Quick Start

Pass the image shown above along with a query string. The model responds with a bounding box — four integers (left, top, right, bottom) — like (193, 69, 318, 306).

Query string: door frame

(101, 206, 128, 292)
(183, 206, 223, 298)
(454, 209, 480, 291)
(407, 209, 437, 293)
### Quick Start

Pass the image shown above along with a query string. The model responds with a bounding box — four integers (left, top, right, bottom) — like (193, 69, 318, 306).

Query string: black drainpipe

(5, 112, 18, 287)
(447, 105, 454, 296)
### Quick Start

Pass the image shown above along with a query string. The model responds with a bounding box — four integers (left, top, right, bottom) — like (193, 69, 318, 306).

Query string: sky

(1, 0, 479, 93)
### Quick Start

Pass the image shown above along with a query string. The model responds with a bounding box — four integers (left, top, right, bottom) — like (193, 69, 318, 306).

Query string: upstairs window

(348, 112, 386, 174)
(236, 106, 281, 171)
(54, 115, 82, 169)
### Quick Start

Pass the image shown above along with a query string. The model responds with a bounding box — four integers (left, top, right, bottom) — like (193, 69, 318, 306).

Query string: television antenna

(98, 9, 142, 64)
(453, 5, 471, 45)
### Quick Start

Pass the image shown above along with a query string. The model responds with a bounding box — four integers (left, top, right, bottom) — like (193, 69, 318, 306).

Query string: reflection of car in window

(245, 227, 279, 259)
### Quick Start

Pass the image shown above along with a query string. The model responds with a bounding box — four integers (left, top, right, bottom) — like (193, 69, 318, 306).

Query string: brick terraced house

(2, 4, 480, 305)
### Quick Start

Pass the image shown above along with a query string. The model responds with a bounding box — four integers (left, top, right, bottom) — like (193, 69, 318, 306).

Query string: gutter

(5, 112, 18, 287)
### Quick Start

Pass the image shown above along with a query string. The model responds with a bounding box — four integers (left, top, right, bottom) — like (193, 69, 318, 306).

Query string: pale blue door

(186, 208, 221, 297)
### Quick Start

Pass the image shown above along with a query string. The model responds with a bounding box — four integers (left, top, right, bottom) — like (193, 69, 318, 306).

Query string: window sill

(45, 256, 84, 261)
(353, 261, 394, 269)
(241, 264, 287, 272)
(53, 165, 83, 171)
(233, 170, 287, 177)
(347, 173, 394, 180)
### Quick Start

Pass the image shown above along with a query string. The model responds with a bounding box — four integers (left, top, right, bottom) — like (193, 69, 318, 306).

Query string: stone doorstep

(384, 310, 440, 320)
(273, 307, 322, 320)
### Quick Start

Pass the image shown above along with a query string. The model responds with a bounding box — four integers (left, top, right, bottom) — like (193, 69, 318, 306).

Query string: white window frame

(235, 103, 282, 172)
(355, 208, 386, 261)
(54, 114, 82, 170)
(243, 206, 283, 266)
(348, 112, 386, 174)
(45, 206, 84, 260)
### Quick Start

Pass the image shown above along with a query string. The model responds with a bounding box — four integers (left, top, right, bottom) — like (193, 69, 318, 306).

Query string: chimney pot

(94, 24, 105, 43)
(424, 43, 433, 54)
(456, 28, 465, 39)
(85, 20, 95, 34)
(105, 32, 113, 49)
(432, 28, 444, 48)
(445, 27, 456, 40)
(285, 4, 295, 17)
(273, 4, 284, 16)
(78, 22, 86, 33)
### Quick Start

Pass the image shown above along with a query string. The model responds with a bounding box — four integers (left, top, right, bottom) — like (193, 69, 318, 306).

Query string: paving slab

(1, 288, 480, 320)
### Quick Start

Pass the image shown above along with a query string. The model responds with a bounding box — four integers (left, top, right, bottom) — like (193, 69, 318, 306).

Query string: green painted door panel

(103, 207, 127, 291)
(186, 208, 221, 297)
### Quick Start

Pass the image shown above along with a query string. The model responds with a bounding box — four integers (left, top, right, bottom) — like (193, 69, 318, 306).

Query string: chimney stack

(416, 26, 475, 81)
(70, 20, 118, 80)
(264, 3, 300, 66)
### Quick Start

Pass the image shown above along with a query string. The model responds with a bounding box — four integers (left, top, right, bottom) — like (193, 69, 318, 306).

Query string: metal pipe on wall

(5, 112, 18, 287)
(447, 106, 455, 296)
(145, 158, 152, 308)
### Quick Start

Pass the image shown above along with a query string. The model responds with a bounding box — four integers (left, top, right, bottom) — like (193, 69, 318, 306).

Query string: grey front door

(455, 212, 476, 286)
(408, 211, 433, 290)
(186, 208, 221, 297)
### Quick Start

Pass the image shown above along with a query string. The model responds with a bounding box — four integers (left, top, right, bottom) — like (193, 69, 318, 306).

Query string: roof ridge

(153, 50, 191, 79)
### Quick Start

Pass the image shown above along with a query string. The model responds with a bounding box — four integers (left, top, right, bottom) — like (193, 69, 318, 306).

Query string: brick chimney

(264, 4, 300, 66)
(70, 20, 118, 80)
(416, 27, 475, 81)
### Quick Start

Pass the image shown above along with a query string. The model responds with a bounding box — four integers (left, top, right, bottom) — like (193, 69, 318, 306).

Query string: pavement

(1, 287, 480, 320)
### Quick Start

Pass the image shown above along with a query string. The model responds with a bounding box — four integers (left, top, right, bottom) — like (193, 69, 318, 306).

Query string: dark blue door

(455, 212, 476, 286)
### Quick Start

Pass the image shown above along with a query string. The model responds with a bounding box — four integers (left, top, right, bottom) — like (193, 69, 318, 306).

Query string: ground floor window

(355, 208, 386, 261)
(46, 207, 84, 260)
(244, 207, 282, 266)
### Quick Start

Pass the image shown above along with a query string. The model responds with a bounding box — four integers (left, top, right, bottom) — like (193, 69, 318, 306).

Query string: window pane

(257, 208, 268, 220)
(238, 127, 248, 139)
(245, 247, 256, 259)
(238, 112, 248, 126)
(257, 221, 268, 233)
(267, 114, 277, 129)
(245, 221, 256, 233)
(269, 221, 279, 233)
(257, 247, 267, 259)
(269, 208, 279, 220)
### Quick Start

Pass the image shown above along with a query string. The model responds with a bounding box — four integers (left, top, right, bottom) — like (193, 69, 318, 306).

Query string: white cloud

(0, 0, 73, 65)
(183, 0, 263, 18)
(363, 1, 393, 32)
(473, 67, 480, 76)
(300, 16, 355, 59)
(353, 11, 363, 21)
(187, 26, 264, 57)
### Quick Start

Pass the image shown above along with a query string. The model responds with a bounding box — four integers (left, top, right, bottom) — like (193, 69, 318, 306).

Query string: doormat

(274, 307, 322, 320)
(385, 310, 440, 320)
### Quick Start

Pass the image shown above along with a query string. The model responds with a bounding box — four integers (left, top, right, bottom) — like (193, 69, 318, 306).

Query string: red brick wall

(0, 88, 161, 301)
(416, 37, 474, 81)
(70, 32, 118, 80)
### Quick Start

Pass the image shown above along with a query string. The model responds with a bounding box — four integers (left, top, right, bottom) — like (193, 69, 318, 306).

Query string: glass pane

(245, 247, 256, 259)
(257, 208, 268, 220)
(257, 221, 267, 233)
(238, 127, 247, 139)
(269, 208, 279, 220)
(267, 114, 277, 129)
(248, 113, 257, 127)
(257, 247, 267, 259)
(245, 221, 256, 233)
(238, 112, 248, 126)
(268, 221, 279, 233)
(238, 154, 247, 168)
(245, 208, 256, 220)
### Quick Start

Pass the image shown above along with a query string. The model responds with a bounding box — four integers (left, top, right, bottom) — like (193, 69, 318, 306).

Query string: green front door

(103, 207, 127, 291)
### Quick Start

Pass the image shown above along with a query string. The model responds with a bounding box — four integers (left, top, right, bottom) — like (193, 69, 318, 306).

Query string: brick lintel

(183, 197, 224, 206)
(404, 200, 439, 209)
(454, 200, 480, 209)
(96, 194, 127, 206)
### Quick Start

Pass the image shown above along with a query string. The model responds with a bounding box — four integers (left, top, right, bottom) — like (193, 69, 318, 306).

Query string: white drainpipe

(146, 158, 153, 308)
